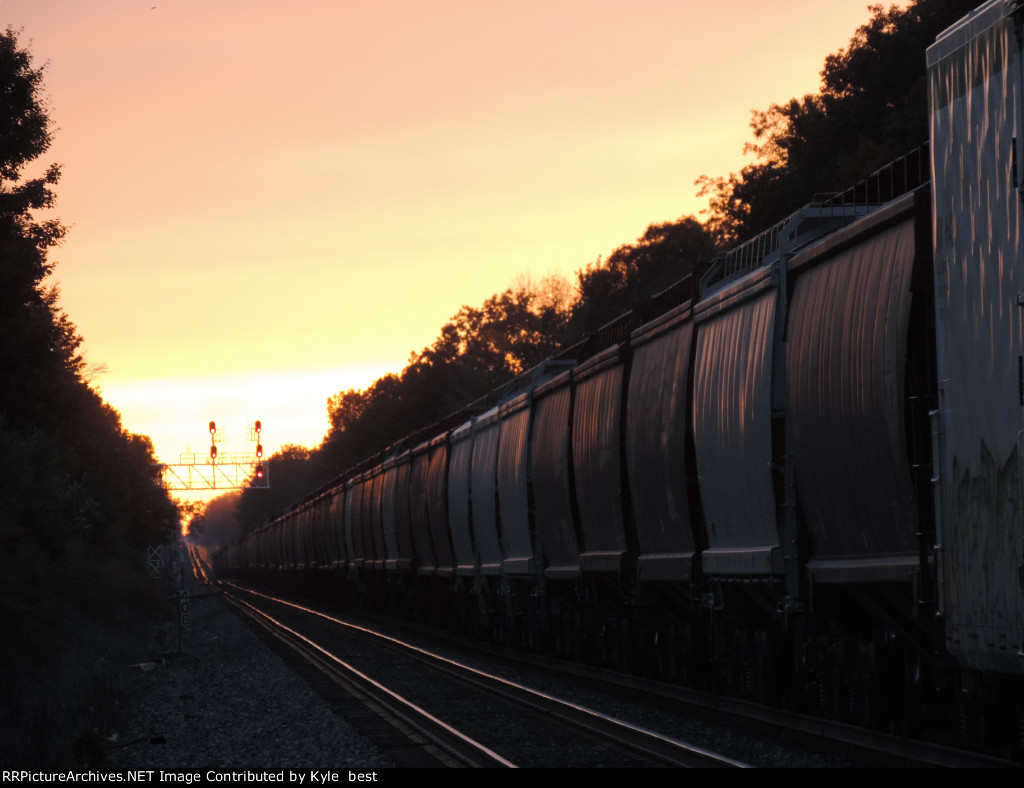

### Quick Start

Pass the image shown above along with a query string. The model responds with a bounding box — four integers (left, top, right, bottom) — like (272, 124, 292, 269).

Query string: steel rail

(223, 582, 749, 768)
(221, 589, 516, 768)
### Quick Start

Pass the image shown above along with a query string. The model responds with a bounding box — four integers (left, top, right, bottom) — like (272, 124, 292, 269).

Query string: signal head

(256, 443, 263, 459)
(254, 420, 261, 434)
(209, 420, 217, 435)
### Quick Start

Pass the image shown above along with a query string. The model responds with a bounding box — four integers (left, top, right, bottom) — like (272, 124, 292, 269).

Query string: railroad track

(358, 613, 1020, 769)
(219, 583, 748, 768)
(214, 573, 1023, 769)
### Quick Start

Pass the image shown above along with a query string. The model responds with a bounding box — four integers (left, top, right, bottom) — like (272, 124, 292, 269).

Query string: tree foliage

(233, 215, 718, 535)
(232, 1, 978, 539)
(321, 281, 575, 470)
(571, 216, 715, 336)
(697, 0, 979, 242)
(187, 492, 242, 549)
(234, 445, 332, 536)
(0, 28, 179, 678)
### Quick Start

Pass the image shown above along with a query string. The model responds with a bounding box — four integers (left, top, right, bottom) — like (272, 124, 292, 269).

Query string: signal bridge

(159, 420, 269, 491)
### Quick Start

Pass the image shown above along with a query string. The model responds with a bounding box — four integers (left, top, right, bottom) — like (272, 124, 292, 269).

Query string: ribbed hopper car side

(571, 344, 630, 578)
(530, 369, 581, 583)
(408, 441, 437, 576)
(212, 0, 1024, 753)
(448, 419, 478, 578)
(496, 393, 537, 580)
(626, 300, 699, 585)
(470, 406, 504, 578)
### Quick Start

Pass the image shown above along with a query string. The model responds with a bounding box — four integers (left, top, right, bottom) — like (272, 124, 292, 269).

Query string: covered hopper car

(215, 0, 1024, 753)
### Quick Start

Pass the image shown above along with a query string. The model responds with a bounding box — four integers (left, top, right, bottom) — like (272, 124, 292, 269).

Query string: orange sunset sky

(5, 0, 909, 500)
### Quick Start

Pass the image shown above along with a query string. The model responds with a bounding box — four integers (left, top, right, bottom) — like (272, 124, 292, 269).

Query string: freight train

(215, 0, 1024, 752)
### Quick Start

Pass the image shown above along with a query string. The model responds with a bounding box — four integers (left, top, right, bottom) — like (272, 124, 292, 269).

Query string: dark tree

(0, 28, 179, 687)
(233, 217, 718, 538)
(188, 492, 242, 549)
(697, 0, 980, 243)
(234, 445, 333, 537)
(571, 216, 716, 336)
(0, 28, 71, 431)
(315, 280, 572, 478)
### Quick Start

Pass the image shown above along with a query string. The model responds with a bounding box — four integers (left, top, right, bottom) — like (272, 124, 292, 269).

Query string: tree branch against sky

(0, 29, 179, 686)
(697, 0, 978, 243)
(232, 0, 979, 533)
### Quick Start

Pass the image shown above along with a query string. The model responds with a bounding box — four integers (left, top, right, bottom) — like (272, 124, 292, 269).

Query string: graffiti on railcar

(950, 442, 1023, 632)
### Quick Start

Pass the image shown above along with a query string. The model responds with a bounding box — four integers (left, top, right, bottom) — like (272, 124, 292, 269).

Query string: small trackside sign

(179, 589, 190, 627)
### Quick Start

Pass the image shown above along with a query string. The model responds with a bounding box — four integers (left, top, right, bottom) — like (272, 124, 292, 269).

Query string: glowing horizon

(99, 363, 397, 456)
(4, 0, 913, 502)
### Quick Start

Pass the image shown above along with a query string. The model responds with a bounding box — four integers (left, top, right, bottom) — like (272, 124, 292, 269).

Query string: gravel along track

(99, 570, 935, 769)
(225, 586, 933, 768)
(102, 584, 393, 769)
(227, 587, 744, 768)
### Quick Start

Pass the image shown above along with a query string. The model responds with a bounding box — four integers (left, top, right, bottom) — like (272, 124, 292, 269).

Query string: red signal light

(254, 463, 264, 480)
(254, 420, 261, 434)
(256, 443, 263, 459)
(210, 445, 217, 460)
(209, 421, 217, 435)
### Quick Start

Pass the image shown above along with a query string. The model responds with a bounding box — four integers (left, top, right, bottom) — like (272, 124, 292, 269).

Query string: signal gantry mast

(160, 420, 270, 491)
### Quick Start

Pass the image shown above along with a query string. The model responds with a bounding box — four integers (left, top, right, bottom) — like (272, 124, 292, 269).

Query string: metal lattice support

(161, 420, 269, 490)
(160, 459, 269, 491)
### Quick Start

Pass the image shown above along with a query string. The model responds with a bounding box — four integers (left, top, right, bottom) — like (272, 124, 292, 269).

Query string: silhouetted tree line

(232, 216, 715, 533)
(231, 0, 979, 538)
(0, 28, 179, 679)
(697, 0, 979, 243)
(185, 491, 240, 549)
